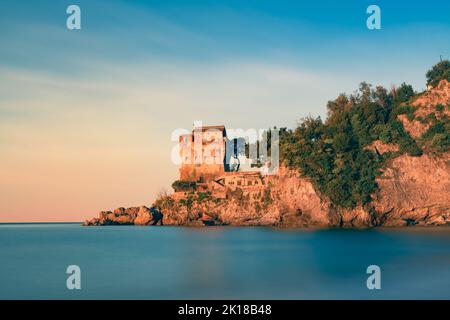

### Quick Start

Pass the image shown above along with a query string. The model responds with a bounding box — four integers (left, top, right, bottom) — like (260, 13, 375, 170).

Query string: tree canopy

(426, 59, 450, 87)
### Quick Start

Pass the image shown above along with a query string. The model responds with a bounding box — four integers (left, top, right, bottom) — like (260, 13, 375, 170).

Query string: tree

(394, 83, 415, 105)
(327, 94, 350, 120)
(426, 60, 450, 87)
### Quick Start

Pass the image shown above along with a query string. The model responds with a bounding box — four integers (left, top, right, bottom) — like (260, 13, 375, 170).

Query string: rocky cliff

(84, 80, 450, 228)
(85, 151, 450, 227)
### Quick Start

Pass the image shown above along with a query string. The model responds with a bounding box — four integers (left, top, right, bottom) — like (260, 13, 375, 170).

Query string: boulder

(134, 206, 153, 225)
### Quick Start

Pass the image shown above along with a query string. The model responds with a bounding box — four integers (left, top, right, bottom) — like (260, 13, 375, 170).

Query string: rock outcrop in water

(84, 206, 152, 226)
(84, 79, 450, 228)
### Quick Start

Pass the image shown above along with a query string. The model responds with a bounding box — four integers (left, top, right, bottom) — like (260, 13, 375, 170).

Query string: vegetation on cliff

(426, 59, 450, 87)
(420, 109, 450, 153)
(279, 61, 450, 208)
(172, 180, 197, 192)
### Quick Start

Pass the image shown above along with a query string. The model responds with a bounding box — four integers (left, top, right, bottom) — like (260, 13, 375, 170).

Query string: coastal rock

(84, 205, 163, 226)
(370, 153, 450, 227)
(84, 152, 450, 228)
(134, 206, 153, 225)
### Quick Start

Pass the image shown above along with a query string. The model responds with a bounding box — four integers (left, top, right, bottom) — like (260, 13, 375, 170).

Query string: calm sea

(0, 223, 449, 299)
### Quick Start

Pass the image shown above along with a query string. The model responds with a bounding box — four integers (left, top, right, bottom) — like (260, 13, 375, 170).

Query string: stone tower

(179, 125, 227, 182)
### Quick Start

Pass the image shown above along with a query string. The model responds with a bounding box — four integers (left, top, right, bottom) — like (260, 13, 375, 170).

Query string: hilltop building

(179, 125, 228, 182)
(178, 124, 268, 191)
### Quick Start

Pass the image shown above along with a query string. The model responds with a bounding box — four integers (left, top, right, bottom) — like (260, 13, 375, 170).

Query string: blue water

(0, 224, 449, 299)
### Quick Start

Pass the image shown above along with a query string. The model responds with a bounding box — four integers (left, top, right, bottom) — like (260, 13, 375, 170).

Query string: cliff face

(84, 153, 450, 227)
(370, 153, 450, 226)
(84, 80, 450, 228)
(398, 79, 450, 138)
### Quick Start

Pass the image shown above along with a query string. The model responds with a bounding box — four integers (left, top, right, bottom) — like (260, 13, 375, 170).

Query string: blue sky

(0, 0, 449, 221)
(1, 0, 449, 83)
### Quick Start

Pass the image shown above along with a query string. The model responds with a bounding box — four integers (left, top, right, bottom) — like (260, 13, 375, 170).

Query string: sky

(0, 0, 449, 222)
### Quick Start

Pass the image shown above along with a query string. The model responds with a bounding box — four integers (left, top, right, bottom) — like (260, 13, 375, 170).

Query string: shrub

(172, 180, 196, 192)
(431, 134, 450, 152)
(399, 141, 423, 156)
(421, 115, 450, 152)
(179, 194, 194, 210)
(196, 192, 211, 203)
(392, 104, 416, 121)
(262, 188, 273, 208)
(426, 60, 450, 87)
(372, 124, 393, 143)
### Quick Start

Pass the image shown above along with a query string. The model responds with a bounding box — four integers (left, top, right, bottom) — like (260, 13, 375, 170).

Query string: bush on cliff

(426, 60, 450, 87)
(172, 180, 196, 192)
(421, 114, 450, 153)
(394, 82, 415, 105)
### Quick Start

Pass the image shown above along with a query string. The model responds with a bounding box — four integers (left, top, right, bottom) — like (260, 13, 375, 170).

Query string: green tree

(426, 60, 450, 87)
(394, 83, 415, 105)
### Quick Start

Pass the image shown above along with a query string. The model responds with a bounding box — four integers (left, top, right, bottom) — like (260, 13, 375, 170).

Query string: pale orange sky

(1, 1, 441, 222)
(0, 60, 425, 222)
(1, 62, 356, 222)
